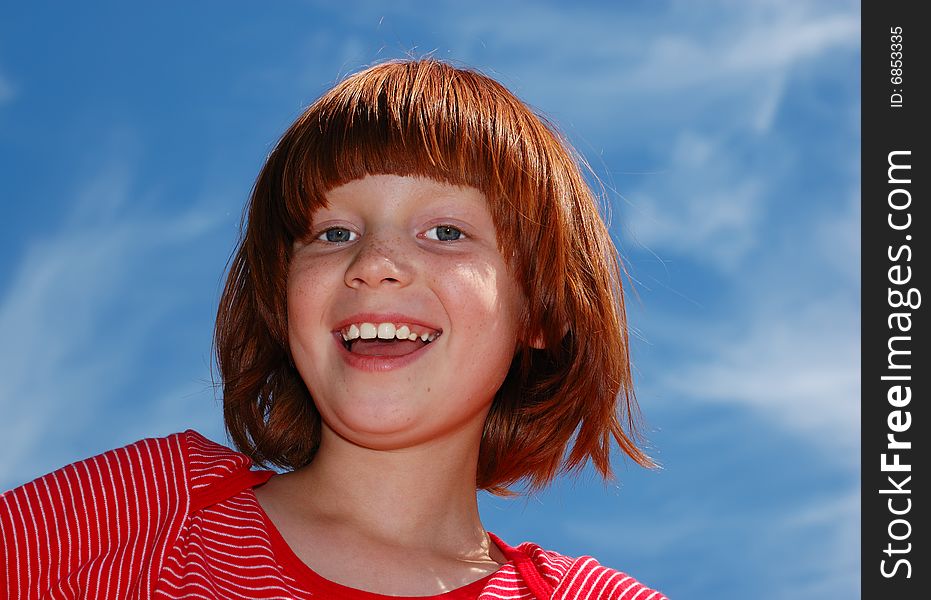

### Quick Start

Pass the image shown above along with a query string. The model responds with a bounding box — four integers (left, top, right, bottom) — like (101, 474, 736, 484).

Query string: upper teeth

(341, 322, 441, 343)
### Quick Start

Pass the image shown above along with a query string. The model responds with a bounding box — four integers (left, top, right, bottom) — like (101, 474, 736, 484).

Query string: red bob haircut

(215, 58, 654, 494)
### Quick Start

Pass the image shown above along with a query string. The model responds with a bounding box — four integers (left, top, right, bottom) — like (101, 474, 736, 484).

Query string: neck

(284, 421, 493, 560)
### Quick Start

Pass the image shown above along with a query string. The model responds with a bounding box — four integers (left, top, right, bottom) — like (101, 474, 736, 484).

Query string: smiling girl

(1, 59, 666, 599)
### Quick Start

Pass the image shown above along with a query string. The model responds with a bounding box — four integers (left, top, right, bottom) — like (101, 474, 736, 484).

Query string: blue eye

(317, 227, 357, 243)
(426, 225, 464, 241)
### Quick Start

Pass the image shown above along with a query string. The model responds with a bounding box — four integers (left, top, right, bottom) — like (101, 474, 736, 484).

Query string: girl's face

(287, 175, 528, 451)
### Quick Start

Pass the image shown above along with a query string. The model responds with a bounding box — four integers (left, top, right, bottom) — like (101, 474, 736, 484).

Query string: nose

(344, 231, 413, 289)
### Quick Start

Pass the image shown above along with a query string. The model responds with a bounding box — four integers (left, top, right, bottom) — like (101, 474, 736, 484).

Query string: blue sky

(0, 1, 860, 598)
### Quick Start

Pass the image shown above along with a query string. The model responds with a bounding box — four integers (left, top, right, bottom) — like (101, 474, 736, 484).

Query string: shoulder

(506, 538, 668, 600)
(1, 429, 261, 515)
(0, 429, 260, 596)
(0, 432, 189, 594)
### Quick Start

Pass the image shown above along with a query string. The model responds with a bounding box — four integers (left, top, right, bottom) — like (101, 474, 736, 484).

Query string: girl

(1, 59, 666, 599)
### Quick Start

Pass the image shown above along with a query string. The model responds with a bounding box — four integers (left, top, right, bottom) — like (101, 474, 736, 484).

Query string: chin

(325, 400, 427, 444)
(321, 399, 488, 452)
(327, 420, 438, 451)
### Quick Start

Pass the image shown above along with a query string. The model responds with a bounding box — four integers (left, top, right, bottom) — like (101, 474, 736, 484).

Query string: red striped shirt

(0, 431, 666, 599)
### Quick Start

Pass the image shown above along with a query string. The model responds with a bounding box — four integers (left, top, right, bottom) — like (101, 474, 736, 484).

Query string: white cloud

(635, 159, 861, 466)
(402, 0, 859, 136)
(0, 156, 225, 488)
(661, 296, 859, 463)
(623, 5, 858, 91)
(621, 132, 766, 271)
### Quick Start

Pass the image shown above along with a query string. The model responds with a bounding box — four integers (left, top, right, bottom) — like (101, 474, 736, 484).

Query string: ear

(528, 330, 546, 350)
(526, 322, 568, 350)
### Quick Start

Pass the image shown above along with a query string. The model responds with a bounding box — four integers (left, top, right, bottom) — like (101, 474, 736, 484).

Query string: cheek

(437, 261, 523, 346)
(439, 262, 495, 309)
(286, 262, 331, 346)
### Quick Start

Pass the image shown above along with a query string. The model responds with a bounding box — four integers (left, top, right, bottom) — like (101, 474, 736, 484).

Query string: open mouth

(336, 322, 443, 358)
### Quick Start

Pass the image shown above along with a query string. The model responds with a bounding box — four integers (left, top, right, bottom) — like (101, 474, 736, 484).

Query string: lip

(333, 331, 437, 372)
(331, 312, 444, 334)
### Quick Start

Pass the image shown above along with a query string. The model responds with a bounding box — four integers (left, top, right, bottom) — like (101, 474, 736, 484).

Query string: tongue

(351, 338, 426, 357)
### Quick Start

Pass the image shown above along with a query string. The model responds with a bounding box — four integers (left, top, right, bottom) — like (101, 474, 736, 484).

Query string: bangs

(278, 60, 554, 244)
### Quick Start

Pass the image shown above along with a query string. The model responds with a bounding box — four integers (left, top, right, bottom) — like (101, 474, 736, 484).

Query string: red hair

(215, 59, 654, 494)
